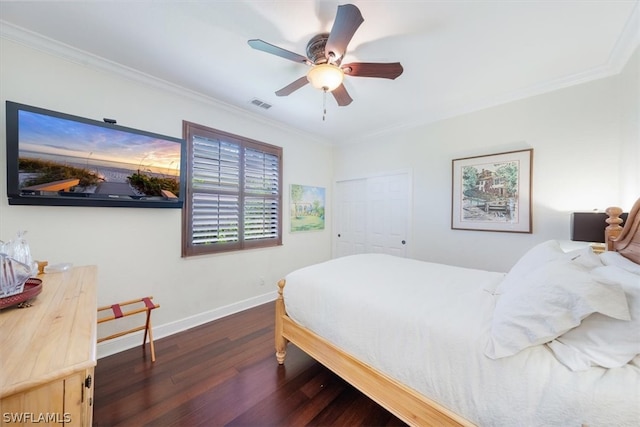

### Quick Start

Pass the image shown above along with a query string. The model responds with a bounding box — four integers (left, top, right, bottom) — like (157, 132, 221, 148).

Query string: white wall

(619, 47, 640, 208)
(333, 47, 639, 273)
(0, 38, 334, 357)
(2, 32, 637, 356)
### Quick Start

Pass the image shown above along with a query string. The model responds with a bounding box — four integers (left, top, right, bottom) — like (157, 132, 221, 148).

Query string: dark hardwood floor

(93, 302, 407, 427)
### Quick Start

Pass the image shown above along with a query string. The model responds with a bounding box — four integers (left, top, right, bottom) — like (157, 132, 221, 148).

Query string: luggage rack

(97, 296, 159, 362)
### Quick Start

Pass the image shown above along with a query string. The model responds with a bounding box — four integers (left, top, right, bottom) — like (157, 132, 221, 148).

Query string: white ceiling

(1, 1, 638, 145)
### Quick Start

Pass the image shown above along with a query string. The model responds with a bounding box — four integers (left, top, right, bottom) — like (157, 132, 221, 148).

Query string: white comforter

(283, 254, 640, 427)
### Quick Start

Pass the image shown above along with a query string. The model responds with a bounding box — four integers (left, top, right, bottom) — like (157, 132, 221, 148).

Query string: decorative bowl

(0, 278, 43, 309)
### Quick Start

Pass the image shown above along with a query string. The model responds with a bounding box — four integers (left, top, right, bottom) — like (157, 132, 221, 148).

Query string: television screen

(5, 101, 186, 208)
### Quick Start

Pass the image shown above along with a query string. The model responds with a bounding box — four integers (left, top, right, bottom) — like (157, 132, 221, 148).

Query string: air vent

(250, 98, 272, 110)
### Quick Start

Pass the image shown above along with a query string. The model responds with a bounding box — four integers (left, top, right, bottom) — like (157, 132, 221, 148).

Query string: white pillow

(600, 251, 640, 275)
(485, 259, 630, 359)
(496, 241, 602, 294)
(548, 265, 640, 370)
(494, 240, 564, 294)
(564, 246, 605, 270)
(505, 240, 565, 279)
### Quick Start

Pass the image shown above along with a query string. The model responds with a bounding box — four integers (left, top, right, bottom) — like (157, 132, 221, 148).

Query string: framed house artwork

(290, 184, 326, 233)
(451, 149, 533, 233)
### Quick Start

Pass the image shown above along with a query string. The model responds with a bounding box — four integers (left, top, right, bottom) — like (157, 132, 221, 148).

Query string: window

(182, 121, 282, 256)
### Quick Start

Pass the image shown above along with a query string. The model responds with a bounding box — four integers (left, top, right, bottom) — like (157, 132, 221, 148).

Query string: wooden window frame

(182, 121, 283, 257)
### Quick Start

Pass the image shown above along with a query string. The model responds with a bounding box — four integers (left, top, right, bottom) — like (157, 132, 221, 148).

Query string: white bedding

(283, 253, 640, 427)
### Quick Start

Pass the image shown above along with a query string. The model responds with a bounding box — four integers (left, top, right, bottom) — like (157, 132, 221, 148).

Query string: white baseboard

(96, 290, 277, 359)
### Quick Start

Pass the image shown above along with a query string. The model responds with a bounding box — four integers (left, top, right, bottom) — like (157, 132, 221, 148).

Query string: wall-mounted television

(5, 101, 186, 208)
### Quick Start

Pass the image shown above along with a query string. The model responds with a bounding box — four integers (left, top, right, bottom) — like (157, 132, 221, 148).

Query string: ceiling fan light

(307, 64, 344, 92)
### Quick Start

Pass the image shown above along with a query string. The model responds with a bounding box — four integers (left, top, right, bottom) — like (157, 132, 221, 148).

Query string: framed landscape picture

(290, 184, 325, 233)
(451, 149, 533, 233)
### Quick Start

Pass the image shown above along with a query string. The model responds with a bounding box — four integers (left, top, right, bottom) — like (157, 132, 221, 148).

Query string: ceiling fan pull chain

(323, 88, 327, 121)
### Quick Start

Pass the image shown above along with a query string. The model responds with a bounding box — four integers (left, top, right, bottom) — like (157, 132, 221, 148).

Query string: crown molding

(608, 0, 640, 73)
(0, 20, 331, 146)
(348, 2, 640, 145)
(2, 5, 637, 148)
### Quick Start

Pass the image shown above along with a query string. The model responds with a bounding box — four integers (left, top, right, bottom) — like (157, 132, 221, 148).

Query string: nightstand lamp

(571, 211, 628, 253)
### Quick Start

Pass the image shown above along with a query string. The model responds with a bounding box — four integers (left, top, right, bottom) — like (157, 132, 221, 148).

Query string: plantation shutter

(244, 148, 280, 242)
(182, 122, 282, 256)
(191, 136, 241, 247)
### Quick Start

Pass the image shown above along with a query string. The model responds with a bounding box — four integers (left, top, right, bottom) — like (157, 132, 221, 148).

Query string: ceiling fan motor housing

(306, 33, 341, 65)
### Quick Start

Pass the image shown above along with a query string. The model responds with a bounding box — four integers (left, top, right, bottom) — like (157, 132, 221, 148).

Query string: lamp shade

(571, 212, 628, 243)
(306, 64, 344, 91)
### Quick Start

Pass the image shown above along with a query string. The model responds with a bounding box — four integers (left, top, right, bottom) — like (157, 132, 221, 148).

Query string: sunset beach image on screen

(15, 109, 182, 203)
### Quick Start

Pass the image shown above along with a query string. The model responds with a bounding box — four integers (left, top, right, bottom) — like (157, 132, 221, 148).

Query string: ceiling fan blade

(332, 84, 353, 106)
(275, 76, 309, 96)
(342, 62, 404, 80)
(325, 4, 364, 61)
(248, 39, 309, 64)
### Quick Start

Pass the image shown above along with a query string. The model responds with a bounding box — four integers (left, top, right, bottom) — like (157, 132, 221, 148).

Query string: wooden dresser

(0, 266, 97, 426)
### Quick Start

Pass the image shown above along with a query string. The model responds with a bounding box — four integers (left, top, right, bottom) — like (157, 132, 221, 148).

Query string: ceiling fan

(248, 3, 403, 107)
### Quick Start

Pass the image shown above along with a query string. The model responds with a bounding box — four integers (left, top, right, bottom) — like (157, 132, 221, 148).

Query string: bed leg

(275, 279, 288, 364)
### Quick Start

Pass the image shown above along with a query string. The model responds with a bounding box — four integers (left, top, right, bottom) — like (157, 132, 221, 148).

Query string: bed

(275, 198, 640, 426)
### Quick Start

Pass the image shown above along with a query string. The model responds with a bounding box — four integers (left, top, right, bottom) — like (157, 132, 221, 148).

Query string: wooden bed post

(275, 279, 288, 364)
(605, 206, 624, 250)
(605, 198, 640, 263)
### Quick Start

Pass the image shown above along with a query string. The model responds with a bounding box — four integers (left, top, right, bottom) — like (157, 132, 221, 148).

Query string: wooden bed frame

(606, 200, 640, 263)
(275, 197, 640, 427)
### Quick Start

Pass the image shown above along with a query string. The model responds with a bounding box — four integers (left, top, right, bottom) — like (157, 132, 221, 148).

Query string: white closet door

(334, 178, 367, 258)
(334, 172, 410, 258)
(367, 173, 410, 257)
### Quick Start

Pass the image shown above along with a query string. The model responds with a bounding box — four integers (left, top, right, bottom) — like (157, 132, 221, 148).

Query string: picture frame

(290, 184, 326, 233)
(451, 148, 533, 233)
